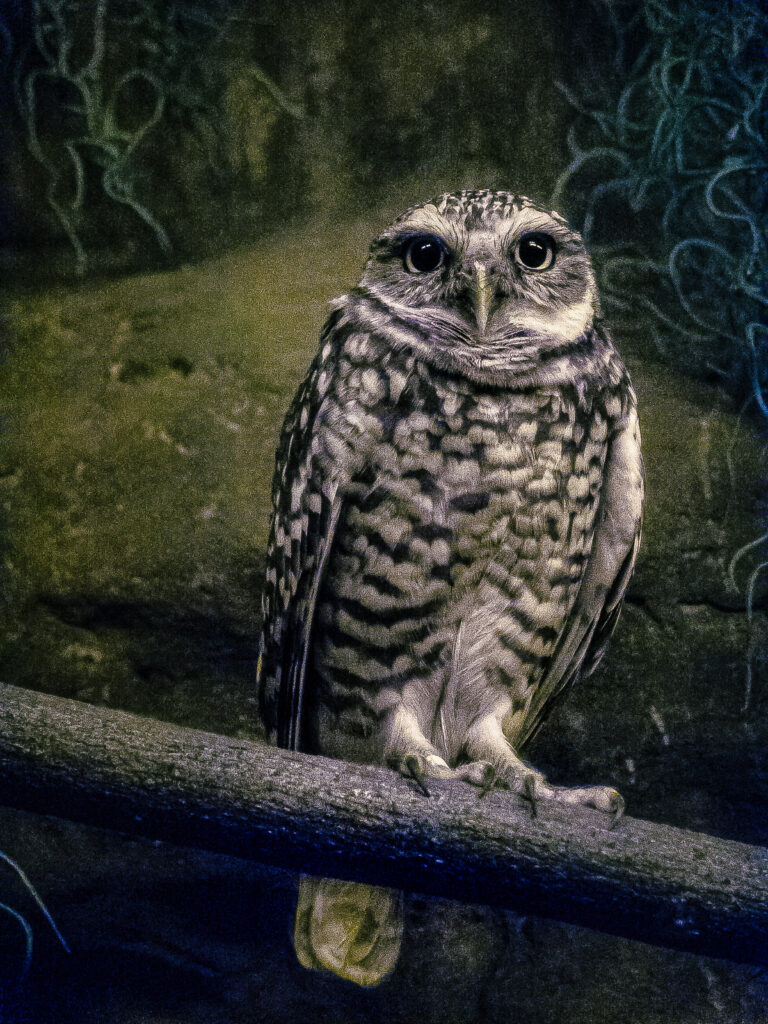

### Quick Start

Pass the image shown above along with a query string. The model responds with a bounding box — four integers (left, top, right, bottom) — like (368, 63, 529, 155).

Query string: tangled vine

(554, 0, 767, 708)
(553, 0, 767, 410)
(3, 0, 301, 276)
(0, 851, 70, 987)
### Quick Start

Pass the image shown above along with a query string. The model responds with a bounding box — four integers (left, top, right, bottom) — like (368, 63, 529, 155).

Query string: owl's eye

(514, 233, 556, 271)
(403, 234, 447, 274)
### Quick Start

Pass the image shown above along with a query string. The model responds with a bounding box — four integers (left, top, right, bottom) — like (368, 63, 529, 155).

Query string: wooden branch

(0, 683, 765, 965)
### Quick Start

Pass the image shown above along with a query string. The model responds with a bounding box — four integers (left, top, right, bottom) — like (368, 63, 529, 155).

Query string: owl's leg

(463, 706, 624, 821)
(383, 706, 494, 795)
(463, 713, 542, 797)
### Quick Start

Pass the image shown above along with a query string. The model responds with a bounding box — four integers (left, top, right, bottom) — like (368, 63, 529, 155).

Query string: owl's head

(356, 189, 599, 385)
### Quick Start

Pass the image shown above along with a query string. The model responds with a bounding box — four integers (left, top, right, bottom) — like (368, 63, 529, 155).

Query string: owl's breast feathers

(257, 296, 643, 762)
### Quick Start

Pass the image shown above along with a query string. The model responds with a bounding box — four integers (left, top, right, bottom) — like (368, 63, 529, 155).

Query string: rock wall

(1, 0, 571, 279)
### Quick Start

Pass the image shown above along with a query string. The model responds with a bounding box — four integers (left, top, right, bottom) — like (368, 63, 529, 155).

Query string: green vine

(6, 0, 301, 276)
(554, 0, 767, 709)
(553, 0, 767, 411)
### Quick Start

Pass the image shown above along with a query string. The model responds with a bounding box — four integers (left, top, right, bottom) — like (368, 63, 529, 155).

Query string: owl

(257, 189, 644, 986)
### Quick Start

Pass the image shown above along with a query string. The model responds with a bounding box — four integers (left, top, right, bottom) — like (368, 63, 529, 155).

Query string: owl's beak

(472, 261, 494, 335)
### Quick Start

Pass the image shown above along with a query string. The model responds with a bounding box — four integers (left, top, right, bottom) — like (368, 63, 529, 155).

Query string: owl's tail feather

(293, 875, 404, 987)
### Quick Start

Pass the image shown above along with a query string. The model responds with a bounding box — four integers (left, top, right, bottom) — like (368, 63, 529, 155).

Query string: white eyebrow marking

(395, 205, 452, 237)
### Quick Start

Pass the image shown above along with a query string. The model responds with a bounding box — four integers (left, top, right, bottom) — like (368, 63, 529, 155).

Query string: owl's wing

(515, 400, 644, 750)
(257, 316, 351, 751)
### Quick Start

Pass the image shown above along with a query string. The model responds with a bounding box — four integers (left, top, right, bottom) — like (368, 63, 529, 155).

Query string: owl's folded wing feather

(257, 319, 351, 752)
(263, 480, 343, 752)
(515, 401, 644, 750)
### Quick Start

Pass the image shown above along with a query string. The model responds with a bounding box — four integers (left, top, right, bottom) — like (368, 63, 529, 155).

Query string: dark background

(0, 0, 767, 1020)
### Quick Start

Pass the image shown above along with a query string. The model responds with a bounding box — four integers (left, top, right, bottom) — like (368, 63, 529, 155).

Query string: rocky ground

(1, 222, 767, 1022)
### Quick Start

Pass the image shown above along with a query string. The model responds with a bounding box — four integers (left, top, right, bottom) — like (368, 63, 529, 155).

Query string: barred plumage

(256, 189, 643, 986)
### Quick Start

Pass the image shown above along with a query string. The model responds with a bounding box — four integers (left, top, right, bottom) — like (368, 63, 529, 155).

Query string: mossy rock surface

(1, 224, 767, 1022)
(2, 223, 374, 735)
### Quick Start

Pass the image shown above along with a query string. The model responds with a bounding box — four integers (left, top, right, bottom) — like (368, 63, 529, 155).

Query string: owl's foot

(385, 706, 496, 796)
(389, 752, 495, 797)
(488, 767, 623, 825)
(388, 752, 449, 796)
(462, 710, 625, 824)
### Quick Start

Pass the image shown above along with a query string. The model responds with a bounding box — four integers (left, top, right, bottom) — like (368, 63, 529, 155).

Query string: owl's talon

(454, 760, 495, 789)
(584, 785, 625, 821)
(478, 764, 497, 798)
(609, 793, 625, 829)
(403, 754, 431, 797)
(522, 774, 538, 818)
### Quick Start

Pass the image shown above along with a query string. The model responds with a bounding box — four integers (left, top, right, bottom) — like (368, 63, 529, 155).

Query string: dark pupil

(408, 237, 443, 272)
(519, 236, 549, 268)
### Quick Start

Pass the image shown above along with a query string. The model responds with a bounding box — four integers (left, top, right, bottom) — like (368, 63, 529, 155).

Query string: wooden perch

(0, 682, 765, 965)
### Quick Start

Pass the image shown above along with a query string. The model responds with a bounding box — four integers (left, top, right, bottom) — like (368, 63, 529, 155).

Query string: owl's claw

(391, 753, 498, 797)
(522, 774, 538, 818)
(454, 760, 496, 790)
(403, 754, 431, 797)
(390, 752, 454, 796)
(477, 763, 497, 798)
(609, 792, 626, 829)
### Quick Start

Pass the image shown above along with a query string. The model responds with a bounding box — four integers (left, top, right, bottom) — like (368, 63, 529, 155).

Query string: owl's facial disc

(470, 233, 559, 335)
(357, 191, 599, 383)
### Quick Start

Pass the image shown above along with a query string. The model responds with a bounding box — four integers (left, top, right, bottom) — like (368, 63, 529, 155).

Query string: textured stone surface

(1, 227, 766, 1020)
